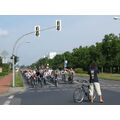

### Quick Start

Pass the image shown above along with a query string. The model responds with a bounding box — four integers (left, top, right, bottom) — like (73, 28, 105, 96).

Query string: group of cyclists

(21, 62, 104, 103)
(21, 67, 75, 88)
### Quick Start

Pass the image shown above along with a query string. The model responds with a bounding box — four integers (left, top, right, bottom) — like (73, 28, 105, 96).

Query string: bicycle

(73, 79, 96, 103)
(68, 75, 74, 84)
(49, 76, 58, 87)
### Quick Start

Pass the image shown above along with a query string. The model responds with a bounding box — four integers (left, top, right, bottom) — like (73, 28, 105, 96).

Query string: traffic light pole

(12, 55, 15, 87)
(12, 25, 56, 87)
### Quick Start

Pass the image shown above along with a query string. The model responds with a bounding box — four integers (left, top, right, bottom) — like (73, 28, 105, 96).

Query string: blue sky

(0, 15, 120, 65)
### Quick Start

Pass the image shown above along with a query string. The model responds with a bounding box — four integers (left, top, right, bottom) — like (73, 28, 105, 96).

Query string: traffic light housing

(35, 26, 40, 37)
(11, 55, 19, 64)
(14, 56, 19, 64)
(56, 20, 61, 31)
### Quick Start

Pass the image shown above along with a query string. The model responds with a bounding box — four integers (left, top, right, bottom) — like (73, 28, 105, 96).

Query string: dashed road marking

(46, 82, 55, 87)
(3, 100, 11, 105)
(8, 95, 14, 100)
(3, 95, 14, 105)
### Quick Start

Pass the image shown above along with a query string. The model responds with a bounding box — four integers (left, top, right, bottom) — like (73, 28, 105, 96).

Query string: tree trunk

(101, 67, 103, 73)
(110, 67, 112, 73)
(118, 66, 119, 73)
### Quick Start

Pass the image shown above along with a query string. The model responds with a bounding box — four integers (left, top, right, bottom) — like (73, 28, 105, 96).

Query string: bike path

(0, 74, 12, 94)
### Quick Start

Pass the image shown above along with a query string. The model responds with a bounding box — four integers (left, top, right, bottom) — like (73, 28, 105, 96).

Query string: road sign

(64, 63, 67, 68)
(65, 60, 68, 64)
(1, 50, 8, 57)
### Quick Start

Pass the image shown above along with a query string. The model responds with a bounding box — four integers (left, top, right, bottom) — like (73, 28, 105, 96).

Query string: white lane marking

(101, 84, 120, 87)
(73, 81, 79, 84)
(29, 91, 34, 92)
(3, 100, 11, 105)
(46, 82, 55, 87)
(8, 95, 14, 100)
(3, 95, 14, 105)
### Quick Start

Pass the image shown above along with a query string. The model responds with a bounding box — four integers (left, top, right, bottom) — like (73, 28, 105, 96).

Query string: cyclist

(54, 70, 58, 79)
(53, 70, 58, 86)
(68, 68, 75, 83)
(61, 68, 67, 81)
(43, 69, 48, 85)
(35, 69, 40, 85)
(39, 68, 45, 86)
(48, 68, 53, 76)
(31, 70, 36, 87)
(88, 62, 104, 103)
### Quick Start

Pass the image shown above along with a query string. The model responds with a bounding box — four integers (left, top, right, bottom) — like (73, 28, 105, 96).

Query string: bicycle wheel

(93, 90, 96, 100)
(73, 88, 84, 103)
(55, 80, 58, 87)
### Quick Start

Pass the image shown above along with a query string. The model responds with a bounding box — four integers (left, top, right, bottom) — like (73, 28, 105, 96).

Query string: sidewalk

(0, 74, 12, 94)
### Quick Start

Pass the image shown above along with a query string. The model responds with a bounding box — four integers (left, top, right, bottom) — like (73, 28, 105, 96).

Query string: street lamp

(113, 17, 120, 20)
(16, 41, 31, 56)
(113, 17, 120, 40)
(15, 41, 31, 67)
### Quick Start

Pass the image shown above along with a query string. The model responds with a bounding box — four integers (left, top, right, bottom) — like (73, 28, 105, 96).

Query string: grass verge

(15, 71, 24, 87)
(0, 70, 12, 79)
(0, 76, 4, 79)
(76, 73, 120, 81)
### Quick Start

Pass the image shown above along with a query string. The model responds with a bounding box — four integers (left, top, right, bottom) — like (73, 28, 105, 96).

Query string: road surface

(0, 75, 120, 105)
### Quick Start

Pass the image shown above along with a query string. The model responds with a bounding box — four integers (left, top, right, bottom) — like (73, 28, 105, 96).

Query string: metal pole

(12, 55, 15, 87)
(12, 25, 56, 87)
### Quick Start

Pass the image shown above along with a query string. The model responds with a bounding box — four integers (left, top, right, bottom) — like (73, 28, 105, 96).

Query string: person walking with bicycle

(88, 62, 104, 103)
(68, 68, 75, 83)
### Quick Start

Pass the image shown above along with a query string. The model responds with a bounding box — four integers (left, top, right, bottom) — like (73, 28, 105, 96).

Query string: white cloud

(0, 28, 8, 36)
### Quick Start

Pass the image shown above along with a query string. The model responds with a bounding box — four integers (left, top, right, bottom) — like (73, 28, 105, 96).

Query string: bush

(0, 72, 8, 76)
(74, 68, 84, 73)
(0, 70, 12, 77)
(2, 64, 9, 72)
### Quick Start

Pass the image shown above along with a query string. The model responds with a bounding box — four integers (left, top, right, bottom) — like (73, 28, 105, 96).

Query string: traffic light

(10, 55, 19, 64)
(14, 56, 19, 64)
(35, 26, 40, 37)
(56, 20, 61, 31)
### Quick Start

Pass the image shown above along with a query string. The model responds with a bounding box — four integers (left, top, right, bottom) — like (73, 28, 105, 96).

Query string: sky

(0, 15, 120, 65)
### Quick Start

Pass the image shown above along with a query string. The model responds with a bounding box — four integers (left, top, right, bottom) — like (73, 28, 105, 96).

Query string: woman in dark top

(88, 62, 104, 103)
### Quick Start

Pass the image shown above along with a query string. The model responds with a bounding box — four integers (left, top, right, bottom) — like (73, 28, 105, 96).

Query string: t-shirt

(40, 70, 44, 77)
(36, 71, 40, 76)
(88, 68, 99, 83)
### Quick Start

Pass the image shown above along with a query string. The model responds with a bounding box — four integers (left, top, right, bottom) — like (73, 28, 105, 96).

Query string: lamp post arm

(12, 31, 34, 55)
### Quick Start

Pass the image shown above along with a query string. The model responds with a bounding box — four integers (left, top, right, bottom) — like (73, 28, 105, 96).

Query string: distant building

(47, 52, 57, 59)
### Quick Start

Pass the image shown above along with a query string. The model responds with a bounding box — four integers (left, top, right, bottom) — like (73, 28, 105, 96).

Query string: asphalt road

(0, 75, 120, 105)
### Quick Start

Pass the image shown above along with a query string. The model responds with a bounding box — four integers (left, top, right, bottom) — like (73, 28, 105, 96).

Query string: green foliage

(2, 64, 9, 72)
(29, 33, 120, 73)
(15, 71, 23, 87)
(74, 68, 84, 73)
(0, 57, 2, 67)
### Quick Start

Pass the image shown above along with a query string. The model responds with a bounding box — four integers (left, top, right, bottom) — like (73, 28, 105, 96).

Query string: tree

(0, 57, 2, 67)
(102, 33, 119, 72)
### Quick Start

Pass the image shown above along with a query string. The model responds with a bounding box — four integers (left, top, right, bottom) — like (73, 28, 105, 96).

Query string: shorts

(89, 82, 102, 96)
